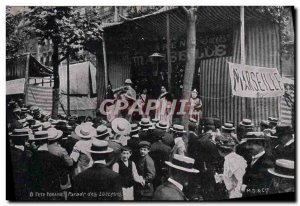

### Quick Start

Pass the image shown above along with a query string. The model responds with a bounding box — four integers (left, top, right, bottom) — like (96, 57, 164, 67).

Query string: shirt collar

(174, 137, 183, 144)
(252, 150, 265, 159)
(14, 145, 24, 151)
(284, 138, 294, 147)
(168, 178, 183, 191)
(94, 160, 106, 165)
(37, 144, 48, 151)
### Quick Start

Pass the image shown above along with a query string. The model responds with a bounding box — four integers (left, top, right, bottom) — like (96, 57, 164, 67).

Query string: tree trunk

(96, 43, 106, 116)
(52, 42, 60, 119)
(181, 8, 197, 127)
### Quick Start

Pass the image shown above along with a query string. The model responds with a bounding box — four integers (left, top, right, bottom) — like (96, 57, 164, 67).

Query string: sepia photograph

(6, 5, 295, 201)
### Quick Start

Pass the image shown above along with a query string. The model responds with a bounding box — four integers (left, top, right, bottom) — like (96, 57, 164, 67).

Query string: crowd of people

(7, 87, 295, 201)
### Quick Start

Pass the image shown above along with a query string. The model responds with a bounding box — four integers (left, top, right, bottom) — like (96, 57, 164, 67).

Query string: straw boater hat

(268, 117, 279, 124)
(165, 154, 199, 173)
(156, 120, 168, 130)
(268, 159, 294, 179)
(240, 132, 266, 144)
(21, 107, 28, 113)
(42, 122, 52, 131)
(9, 128, 30, 137)
(139, 118, 152, 127)
(111, 118, 131, 136)
(239, 119, 254, 127)
(130, 124, 141, 133)
(170, 124, 186, 133)
(31, 121, 42, 132)
(124, 79, 133, 84)
(88, 140, 113, 154)
(95, 125, 112, 140)
(151, 118, 160, 124)
(47, 128, 63, 141)
(29, 131, 48, 141)
(221, 123, 235, 133)
(75, 122, 97, 139)
(13, 107, 21, 113)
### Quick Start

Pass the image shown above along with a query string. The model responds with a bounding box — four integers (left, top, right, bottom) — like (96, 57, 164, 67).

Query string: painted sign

(228, 62, 285, 98)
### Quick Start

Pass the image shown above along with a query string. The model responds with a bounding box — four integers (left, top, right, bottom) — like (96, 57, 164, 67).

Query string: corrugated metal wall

(107, 54, 131, 88)
(199, 22, 281, 128)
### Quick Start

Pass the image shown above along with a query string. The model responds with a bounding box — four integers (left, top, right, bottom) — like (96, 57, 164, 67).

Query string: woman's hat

(75, 123, 97, 139)
(165, 154, 199, 173)
(124, 79, 133, 84)
(268, 159, 294, 179)
(138, 141, 151, 149)
(111, 118, 131, 136)
(156, 121, 168, 130)
(239, 119, 254, 127)
(30, 131, 49, 141)
(95, 125, 112, 140)
(47, 128, 63, 141)
(88, 140, 113, 154)
(139, 118, 152, 127)
(192, 89, 198, 93)
(221, 123, 235, 133)
(130, 124, 141, 133)
(170, 124, 186, 133)
(215, 135, 236, 150)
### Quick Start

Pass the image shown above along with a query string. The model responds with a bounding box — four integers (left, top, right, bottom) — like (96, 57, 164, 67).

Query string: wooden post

(102, 34, 108, 91)
(166, 13, 172, 92)
(240, 6, 251, 119)
(24, 53, 30, 105)
(67, 55, 70, 116)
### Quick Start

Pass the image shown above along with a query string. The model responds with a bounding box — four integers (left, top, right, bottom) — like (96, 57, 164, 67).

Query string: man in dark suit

(149, 127, 171, 189)
(9, 129, 30, 200)
(153, 154, 199, 200)
(273, 125, 294, 161)
(242, 136, 274, 197)
(28, 131, 64, 200)
(72, 140, 123, 200)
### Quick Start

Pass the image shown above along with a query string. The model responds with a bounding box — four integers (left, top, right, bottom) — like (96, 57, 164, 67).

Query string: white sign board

(228, 62, 284, 98)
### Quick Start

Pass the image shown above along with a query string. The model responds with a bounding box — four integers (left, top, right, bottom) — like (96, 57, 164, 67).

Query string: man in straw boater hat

(47, 128, 73, 191)
(27, 131, 65, 199)
(155, 119, 174, 148)
(9, 128, 31, 200)
(138, 118, 153, 142)
(135, 141, 156, 200)
(272, 125, 294, 161)
(70, 122, 96, 176)
(169, 124, 187, 160)
(149, 122, 171, 188)
(127, 123, 141, 162)
(268, 159, 295, 194)
(72, 140, 123, 200)
(214, 135, 247, 199)
(241, 133, 274, 197)
(153, 154, 199, 200)
(268, 116, 279, 130)
(237, 119, 254, 141)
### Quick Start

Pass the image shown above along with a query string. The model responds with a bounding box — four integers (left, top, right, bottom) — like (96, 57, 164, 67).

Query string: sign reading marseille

(228, 62, 285, 98)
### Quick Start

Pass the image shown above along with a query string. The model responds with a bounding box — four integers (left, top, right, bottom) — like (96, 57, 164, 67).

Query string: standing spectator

(72, 140, 123, 200)
(273, 125, 294, 161)
(135, 141, 156, 200)
(169, 124, 187, 160)
(155, 85, 173, 128)
(153, 154, 199, 200)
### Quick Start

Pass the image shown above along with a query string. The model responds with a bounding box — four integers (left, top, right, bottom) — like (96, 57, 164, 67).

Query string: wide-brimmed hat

(9, 128, 30, 137)
(30, 131, 48, 141)
(124, 79, 133, 84)
(13, 107, 21, 113)
(165, 154, 199, 173)
(95, 125, 112, 140)
(130, 124, 141, 133)
(42, 122, 52, 131)
(273, 125, 293, 137)
(215, 135, 236, 150)
(75, 123, 97, 139)
(239, 119, 254, 127)
(170, 124, 186, 133)
(221, 123, 235, 133)
(21, 107, 28, 113)
(268, 159, 294, 179)
(31, 122, 42, 132)
(240, 132, 266, 144)
(88, 140, 113, 154)
(156, 121, 168, 130)
(47, 128, 63, 141)
(139, 118, 152, 127)
(139, 141, 151, 149)
(111, 118, 131, 136)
